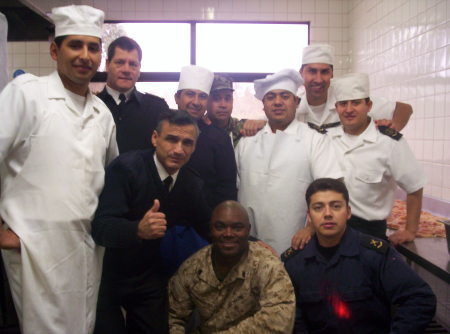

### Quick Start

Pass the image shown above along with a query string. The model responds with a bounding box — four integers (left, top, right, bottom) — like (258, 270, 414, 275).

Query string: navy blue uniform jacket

(186, 119, 237, 208)
(284, 227, 436, 334)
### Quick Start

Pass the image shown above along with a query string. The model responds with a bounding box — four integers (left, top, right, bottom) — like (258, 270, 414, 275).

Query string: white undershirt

(343, 132, 361, 146)
(153, 153, 179, 191)
(65, 89, 87, 115)
(310, 103, 326, 121)
(106, 85, 133, 105)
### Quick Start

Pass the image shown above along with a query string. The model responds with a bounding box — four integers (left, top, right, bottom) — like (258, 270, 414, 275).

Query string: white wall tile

(349, 0, 450, 203)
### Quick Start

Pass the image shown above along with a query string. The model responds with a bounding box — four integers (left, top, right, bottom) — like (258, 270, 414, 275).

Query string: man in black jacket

(174, 65, 237, 208)
(97, 36, 170, 153)
(283, 178, 436, 334)
(92, 110, 211, 334)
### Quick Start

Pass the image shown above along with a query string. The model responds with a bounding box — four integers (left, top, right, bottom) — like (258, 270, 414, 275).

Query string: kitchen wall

(5, 0, 450, 204)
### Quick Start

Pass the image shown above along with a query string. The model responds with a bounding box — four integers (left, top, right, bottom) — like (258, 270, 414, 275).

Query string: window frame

(92, 20, 310, 83)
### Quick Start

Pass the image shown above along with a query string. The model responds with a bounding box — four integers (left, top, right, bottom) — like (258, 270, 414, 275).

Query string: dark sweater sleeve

(211, 129, 238, 206)
(380, 247, 436, 333)
(91, 156, 142, 248)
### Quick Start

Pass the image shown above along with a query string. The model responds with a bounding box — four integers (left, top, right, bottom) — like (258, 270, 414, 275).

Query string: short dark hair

(107, 36, 142, 61)
(155, 109, 199, 136)
(53, 36, 66, 47)
(305, 178, 349, 207)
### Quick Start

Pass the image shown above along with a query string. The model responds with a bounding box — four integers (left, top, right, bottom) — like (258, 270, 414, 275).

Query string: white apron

(236, 121, 342, 254)
(0, 72, 116, 334)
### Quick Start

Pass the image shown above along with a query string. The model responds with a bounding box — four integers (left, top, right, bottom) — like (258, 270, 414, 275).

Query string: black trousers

(348, 215, 388, 240)
(94, 269, 168, 334)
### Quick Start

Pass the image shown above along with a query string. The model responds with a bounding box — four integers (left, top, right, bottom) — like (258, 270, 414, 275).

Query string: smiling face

(175, 89, 209, 119)
(50, 35, 102, 95)
(308, 190, 351, 247)
(300, 63, 333, 106)
(210, 203, 250, 261)
(335, 98, 372, 135)
(262, 89, 299, 132)
(151, 120, 197, 175)
(106, 47, 141, 92)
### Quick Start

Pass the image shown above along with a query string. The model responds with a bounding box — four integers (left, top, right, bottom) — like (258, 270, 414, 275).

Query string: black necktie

(117, 94, 126, 121)
(118, 93, 126, 106)
(163, 176, 173, 193)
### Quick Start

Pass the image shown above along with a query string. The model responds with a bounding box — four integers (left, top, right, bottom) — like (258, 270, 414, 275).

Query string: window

(94, 21, 309, 117)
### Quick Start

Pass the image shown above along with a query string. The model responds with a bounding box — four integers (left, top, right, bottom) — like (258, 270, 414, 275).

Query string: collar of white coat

(328, 117, 378, 143)
(297, 85, 336, 122)
(261, 118, 304, 136)
(47, 71, 100, 115)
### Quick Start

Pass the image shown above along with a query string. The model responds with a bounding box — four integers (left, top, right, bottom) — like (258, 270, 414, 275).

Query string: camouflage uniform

(169, 242, 295, 334)
(225, 117, 245, 147)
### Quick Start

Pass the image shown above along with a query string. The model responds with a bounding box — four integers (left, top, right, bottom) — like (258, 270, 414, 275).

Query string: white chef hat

(302, 44, 334, 65)
(177, 65, 214, 94)
(333, 73, 370, 102)
(254, 69, 303, 101)
(50, 5, 104, 38)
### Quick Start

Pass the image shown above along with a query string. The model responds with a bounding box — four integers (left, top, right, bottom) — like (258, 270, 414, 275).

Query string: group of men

(0, 4, 438, 334)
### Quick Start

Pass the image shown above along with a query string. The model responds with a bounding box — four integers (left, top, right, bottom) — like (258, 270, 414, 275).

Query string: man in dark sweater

(174, 65, 237, 208)
(97, 36, 170, 153)
(92, 110, 211, 334)
(283, 178, 436, 334)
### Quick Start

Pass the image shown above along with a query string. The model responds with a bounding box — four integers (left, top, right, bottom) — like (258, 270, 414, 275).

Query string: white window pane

(196, 23, 308, 73)
(136, 82, 180, 108)
(101, 23, 191, 72)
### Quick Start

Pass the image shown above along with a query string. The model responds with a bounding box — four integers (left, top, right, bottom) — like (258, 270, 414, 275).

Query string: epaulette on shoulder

(378, 125, 402, 140)
(359, 234, 389, 254)
(281, 247, 301, 262)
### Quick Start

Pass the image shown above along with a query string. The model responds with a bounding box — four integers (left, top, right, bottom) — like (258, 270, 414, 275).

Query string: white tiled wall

(348, 0, 450, 203)
(6, 0, 350, 79)
(5, 0, 450, 204)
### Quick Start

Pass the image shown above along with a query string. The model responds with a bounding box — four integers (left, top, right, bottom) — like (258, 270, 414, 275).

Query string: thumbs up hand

(137, 199, 167, 240)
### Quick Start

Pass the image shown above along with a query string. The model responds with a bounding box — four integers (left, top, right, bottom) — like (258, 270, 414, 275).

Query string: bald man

(169, 201, 295, 334)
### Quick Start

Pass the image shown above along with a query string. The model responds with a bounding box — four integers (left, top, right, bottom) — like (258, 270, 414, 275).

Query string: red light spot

(329, 293, 351, 319)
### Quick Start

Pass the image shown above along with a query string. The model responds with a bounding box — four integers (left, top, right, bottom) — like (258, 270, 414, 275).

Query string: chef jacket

(327, 120, 425, 220)
(0, 71, 118, 334)
(236, 119, 342, 254)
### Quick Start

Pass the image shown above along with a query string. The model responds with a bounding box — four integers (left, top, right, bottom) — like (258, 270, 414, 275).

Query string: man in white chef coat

(297, 44, 412, 132)
(0, 5, 118, 334)
(244, 44, 412, 134)
(327, 73, 424, 244)
(235, 69, 342, 255)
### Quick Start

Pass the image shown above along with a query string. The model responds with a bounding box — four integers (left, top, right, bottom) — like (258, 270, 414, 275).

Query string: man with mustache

(327, 73, 425, 245)
(236, 69, 342, 255)
(175, 65, 237, 208)
(245, 44, 412, 134)
(169, 200, 295, 333)
(98, 36, 170, 153)
(297, 44, 412, 133)
(205, 74, 266, 147)
(0, 5, 118, 333)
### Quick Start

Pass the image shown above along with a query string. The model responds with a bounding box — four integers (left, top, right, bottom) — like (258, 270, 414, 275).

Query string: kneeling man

(284, 178, 436, 334)
(169, 201, 295, 333)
